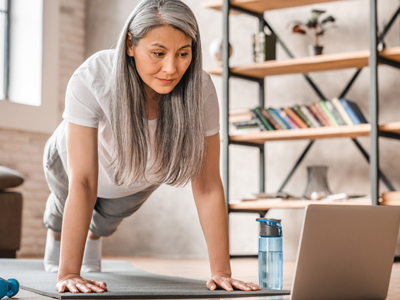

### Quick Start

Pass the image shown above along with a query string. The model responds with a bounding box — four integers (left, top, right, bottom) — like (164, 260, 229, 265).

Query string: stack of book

(231, 98, 368, 132)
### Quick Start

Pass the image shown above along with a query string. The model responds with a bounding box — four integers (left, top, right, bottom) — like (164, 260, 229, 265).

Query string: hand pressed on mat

(56, 274, 107, 293)
(207, 274, 261, 292)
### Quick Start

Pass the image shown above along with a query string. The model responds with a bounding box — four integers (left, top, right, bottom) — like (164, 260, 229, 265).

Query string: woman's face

(126, 25, 193, 100)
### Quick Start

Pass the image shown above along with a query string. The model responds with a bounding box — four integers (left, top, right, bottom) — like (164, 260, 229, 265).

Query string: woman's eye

(153, 52, 164, 57)
(180, 53, 189, 57)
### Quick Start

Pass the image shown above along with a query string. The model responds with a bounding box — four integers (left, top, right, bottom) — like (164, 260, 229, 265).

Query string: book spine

(307, 105, 324, 126)
(325, 101, 345, 125)
(347, 100, 368, 123)
(251, 109, 268, 130)
(272, 108, 291, 129)
(313, 103, 332, 126)
(260, 107, 281, 130)
(320, 101, 339, 126)
(232, 120, 258, 127)
(279, 108, 299, 129)
(284, 107, 308, 128)
(340, 98, 361, 125)
(254, 107, 275, 130)
(301, 105, 320, 127)
(292, 105, 313, 127)
(266, 108, 288, 129)
(331, 97, 354, 126)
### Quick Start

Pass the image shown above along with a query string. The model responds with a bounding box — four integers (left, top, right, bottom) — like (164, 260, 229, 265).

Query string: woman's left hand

(206, 274, 261, 292)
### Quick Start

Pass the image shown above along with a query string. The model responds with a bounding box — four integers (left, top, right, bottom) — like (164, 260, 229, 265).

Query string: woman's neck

(143, 83, 161, 120)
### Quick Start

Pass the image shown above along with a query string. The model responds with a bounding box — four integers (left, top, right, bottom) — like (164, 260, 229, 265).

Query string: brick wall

(0, 0, 86, 257)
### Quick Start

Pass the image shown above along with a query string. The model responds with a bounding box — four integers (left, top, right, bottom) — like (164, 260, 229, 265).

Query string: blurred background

(0, 0, 399, 260)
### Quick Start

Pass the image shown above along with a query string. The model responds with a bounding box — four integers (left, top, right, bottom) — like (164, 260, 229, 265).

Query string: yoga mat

(0, 259, 290, 299)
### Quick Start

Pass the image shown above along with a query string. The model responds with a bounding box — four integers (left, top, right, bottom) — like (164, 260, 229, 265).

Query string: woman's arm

(56, 122, 106, 294)
(191, 133, 260, 292)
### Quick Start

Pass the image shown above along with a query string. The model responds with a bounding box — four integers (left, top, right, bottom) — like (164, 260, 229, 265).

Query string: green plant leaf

(306, 17, 318, 28)
(321, 15, 335, 24)
(311, 9, 326, 16)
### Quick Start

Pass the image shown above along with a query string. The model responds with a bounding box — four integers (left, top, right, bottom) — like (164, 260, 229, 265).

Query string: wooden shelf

(229, 197, 399, 211)
(229, 199, 372, 210)
(202, 0, 345, 13)
(206, 47, 400, 78)
(229, 122, 400, 144)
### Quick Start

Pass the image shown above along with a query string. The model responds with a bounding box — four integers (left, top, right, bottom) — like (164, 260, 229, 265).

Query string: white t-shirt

(57, 49, 220, 199)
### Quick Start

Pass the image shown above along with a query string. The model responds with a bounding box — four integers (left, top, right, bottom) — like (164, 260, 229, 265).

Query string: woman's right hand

(56, 274, 107, 293)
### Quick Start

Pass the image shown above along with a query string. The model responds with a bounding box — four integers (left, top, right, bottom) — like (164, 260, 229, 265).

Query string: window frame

(0, 0, 60, 134)
(0, 0, 10, 100)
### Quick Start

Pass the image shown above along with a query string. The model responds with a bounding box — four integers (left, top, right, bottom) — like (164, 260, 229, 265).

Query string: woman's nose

(162, 55, 177, 74)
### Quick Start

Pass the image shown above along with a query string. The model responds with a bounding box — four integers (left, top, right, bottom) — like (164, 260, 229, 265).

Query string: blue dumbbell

(0, 278, 19, 299)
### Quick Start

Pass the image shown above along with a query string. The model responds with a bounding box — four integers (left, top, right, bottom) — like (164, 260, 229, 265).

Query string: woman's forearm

(194, 184, 231, 277)
(57, 182, 98, 280)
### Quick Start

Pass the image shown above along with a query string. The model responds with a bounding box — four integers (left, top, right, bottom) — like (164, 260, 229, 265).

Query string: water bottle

(256, 218, 283, 290)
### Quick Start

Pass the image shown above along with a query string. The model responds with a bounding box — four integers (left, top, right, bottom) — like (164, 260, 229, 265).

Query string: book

(279, 108, 299, 129)
(319, 101, 339, 126)
(229, 108, 253, 122)
(331, 97, 354, 126)
(301, 105, 320, 127)
(273, 108, 292, 129)
(284, 107, 308, 128)
(266, 108, 289, 129)
(252, 107, 274, 130)
(292, 105, 314, 127)
(260, 107, 281, 130)
(339, 98, 361, 125)
(307, 105, 324, 126)
(325, 101, 345, 125)
(346, 100, 368, 124)
(312, 103, 332, 126)
(232, 120, 259, 128)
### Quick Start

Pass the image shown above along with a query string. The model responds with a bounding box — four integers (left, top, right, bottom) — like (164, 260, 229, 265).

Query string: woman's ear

(126, 32, 135, 57)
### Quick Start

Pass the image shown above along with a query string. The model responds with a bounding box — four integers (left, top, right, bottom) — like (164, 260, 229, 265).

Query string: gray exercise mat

(0, 259, 290, 299)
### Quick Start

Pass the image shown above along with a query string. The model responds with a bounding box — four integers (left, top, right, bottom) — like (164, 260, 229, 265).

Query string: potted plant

(291, 9, 335, 56)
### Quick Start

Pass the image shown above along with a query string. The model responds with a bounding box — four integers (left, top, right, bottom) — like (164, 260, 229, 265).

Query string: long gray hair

(110, 0, 206, 188)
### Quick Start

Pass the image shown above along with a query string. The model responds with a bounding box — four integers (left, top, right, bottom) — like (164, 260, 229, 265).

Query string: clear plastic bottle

(256, 218, 283, 290)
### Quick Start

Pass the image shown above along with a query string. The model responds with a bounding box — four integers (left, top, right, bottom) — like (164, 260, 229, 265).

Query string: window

(8, 0, 43, 106)
(0, 0, 59, 134)
(0, 0, 10, 100)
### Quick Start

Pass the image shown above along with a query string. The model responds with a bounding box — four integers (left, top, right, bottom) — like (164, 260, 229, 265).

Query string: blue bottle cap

(256, 218, 282, 237)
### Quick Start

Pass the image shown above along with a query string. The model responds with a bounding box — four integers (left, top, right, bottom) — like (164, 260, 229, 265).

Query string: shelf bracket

(378, 6, 400, 45)
(338, 69, 363, 99)
(277, 140, 315, 193)
(229, 140, 264, 148)
(351, 139, 396, 191)
(379, 131, 400, 140)
(378, 56, 400, 69)
(229, 73, 264, 83)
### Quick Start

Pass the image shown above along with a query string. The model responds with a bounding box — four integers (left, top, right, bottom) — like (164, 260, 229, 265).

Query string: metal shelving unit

(203, 0, 400, 257)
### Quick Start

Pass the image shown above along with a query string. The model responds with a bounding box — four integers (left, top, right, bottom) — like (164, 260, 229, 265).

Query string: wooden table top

(15, 256, 400, 299)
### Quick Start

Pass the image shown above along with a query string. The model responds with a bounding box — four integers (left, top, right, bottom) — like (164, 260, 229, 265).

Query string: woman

(42, 0, 261, 294)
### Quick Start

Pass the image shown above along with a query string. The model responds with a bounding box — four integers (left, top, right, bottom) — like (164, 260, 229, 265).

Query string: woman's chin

(155, 87, 175, 95)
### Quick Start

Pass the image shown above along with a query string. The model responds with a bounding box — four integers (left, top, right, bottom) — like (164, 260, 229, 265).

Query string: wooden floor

(16, 256, 400, 299)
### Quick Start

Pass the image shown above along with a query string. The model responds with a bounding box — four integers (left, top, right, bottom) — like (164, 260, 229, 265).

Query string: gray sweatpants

(42, 124, 160, 237)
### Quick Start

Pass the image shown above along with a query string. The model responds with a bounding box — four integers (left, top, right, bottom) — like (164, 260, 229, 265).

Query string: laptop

(290, 204, 400, 300)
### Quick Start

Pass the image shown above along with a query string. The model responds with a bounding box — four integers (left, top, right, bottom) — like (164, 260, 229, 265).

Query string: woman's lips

(157, 78, 174, 84)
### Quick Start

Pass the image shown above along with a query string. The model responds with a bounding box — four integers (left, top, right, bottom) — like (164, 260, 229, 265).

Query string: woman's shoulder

(70, 50, 115, 96)
(73, 49, 115, 81)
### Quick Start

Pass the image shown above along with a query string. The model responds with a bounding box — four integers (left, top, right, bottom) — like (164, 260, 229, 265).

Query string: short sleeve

(62, 73, 103, 128)
(203, 71, 220, 137)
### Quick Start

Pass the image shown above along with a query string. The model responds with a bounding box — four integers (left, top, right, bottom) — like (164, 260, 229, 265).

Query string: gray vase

(308, 45, 323, 56)
(303, 165, 332, 200)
